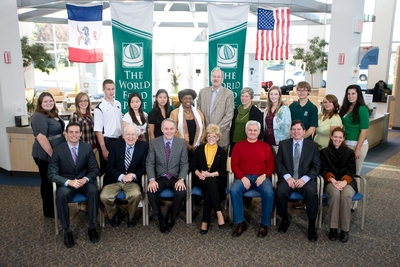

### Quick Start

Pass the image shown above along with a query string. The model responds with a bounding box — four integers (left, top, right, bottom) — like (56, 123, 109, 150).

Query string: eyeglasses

(79, 100, 89, 103)
(207, 135, 218, 139)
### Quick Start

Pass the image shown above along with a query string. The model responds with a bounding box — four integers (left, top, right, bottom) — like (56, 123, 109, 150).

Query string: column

(326, 0, 365, 102)
(0, 0, 26, 171)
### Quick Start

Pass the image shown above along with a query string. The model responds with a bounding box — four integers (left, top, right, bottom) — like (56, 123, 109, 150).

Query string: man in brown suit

(197, 67, 234, 150)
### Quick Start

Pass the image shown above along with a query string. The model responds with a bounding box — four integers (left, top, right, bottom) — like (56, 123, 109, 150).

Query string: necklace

(237, 104, 251, 121)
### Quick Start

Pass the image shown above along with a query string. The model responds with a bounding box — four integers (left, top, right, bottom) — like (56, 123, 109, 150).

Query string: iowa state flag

(67, 3, 103, 63)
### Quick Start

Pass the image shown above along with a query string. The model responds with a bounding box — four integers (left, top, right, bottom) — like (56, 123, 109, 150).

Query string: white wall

(0, 0, 26, 171)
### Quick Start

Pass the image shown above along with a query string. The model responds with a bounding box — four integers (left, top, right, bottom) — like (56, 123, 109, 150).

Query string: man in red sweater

(230, 120, 275, 238)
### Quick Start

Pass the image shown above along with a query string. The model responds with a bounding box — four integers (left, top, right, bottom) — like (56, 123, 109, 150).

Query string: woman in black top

(148, 89, 172, 139)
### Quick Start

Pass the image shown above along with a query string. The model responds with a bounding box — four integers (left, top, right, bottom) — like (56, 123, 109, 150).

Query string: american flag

(256, 7, 290, 60)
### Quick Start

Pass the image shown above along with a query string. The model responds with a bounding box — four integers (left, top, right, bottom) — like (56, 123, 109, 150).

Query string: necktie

(125, 146, 132, 170)
(71, 147, 78, 165)
(293, 142, 300, 179)
(165, 141, 172, 179)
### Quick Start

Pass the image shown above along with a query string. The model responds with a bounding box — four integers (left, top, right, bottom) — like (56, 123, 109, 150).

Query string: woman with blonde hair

(314, 94, 342, 150)
(69, 92, 97, 151)
(263, 85, 291, 153)
(190, 124, 227, 234)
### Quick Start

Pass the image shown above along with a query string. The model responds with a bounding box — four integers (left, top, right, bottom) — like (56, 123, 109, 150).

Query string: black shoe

(88, 228, 99, 243)
(64, 232, 74, 248)
(308, 226, 318, 242)
(329, 228, 338, 241)
(278, 218, 289, 233)
(232, 221, 248, 237)
(166, 213, 175, 229)
(159, 219, 169, 234)
(127, 218, 137, 228)
(218, 223, 226, 229)
(257, 224, 269, 238)
(110, 210, 121, 228)
(340, 231, 349, 243)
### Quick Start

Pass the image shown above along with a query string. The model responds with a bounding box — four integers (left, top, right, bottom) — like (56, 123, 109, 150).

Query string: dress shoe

(293, 200, 306, 209)
(218, 223, 226, 229)
(329, 228, 338, 241)
(308, 226, 318, 242)
(232, 221, 248, 237)
(64, 232, 74, 248)
(340, 231, 349, 243)
(257, 224, 269, 238)
(278, 218, 289, 233)
(110, 211, 121, 228)
(88, 228, 99, 243)
(200, 226, 209, 235)
(166, 213, 175, 229)
(159, 220, 169, 234)
(127, 218, 137, 228)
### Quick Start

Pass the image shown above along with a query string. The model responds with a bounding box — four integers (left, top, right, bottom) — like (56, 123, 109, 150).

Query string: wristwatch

(180, 178, 184, 181)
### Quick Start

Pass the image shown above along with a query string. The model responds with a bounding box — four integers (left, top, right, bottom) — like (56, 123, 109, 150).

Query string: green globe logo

(218, 44, 235, 60)
(124, 43, 141, 59)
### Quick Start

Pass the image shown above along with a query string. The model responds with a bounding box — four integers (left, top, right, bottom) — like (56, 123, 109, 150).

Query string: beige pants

(326, 183, 355, 231)
(100, 182, 142, 220)
(347, 142, 369, 176)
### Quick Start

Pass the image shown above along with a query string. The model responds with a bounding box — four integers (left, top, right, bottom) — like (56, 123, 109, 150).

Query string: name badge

(304, 111, 308, 116)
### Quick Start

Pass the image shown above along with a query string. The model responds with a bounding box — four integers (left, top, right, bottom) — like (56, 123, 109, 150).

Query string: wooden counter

(6, 126, 37, 172)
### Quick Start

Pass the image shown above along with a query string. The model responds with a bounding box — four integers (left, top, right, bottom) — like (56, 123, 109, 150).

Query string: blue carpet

(0, 173, 40, 187)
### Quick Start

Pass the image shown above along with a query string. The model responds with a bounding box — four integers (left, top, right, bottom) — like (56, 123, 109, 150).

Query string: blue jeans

(230, 175, 274, 226)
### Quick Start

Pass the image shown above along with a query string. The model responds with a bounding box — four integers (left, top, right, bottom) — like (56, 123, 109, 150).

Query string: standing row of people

(30, 68, 370, 246)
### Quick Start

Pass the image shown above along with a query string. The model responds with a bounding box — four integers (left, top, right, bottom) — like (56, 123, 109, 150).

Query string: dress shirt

(148, 137, 175, 181)
(283, 138, 311, 183)
(64, 143, 90, 186)
(118, 144, 136, 182)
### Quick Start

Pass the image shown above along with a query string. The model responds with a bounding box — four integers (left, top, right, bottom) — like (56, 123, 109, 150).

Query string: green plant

(293, 36, 328, 87)
(21, 36, 55, 75)
(170, 68, 181, 87)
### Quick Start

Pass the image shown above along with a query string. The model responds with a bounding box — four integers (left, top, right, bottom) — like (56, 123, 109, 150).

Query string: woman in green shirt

(339, 85, 370, 175)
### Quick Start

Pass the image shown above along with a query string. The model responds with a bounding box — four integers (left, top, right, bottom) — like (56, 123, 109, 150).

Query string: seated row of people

(48, 118, 356, 248)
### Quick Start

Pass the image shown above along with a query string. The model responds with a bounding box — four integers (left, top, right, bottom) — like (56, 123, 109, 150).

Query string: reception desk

(5, 113, 389, 173)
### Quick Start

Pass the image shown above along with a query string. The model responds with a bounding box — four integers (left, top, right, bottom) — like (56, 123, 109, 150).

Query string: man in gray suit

(198, 67, 234, 150)
(275, 120, 320, 242)
(146, 118, 188, 233)
(48, 122, 100, 248)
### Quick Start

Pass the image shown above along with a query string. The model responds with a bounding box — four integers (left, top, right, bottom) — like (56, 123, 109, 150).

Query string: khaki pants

(326, 183, 355, 231)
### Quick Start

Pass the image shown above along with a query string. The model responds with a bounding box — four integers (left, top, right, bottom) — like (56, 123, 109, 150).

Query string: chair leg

(53, 182, 59, 235)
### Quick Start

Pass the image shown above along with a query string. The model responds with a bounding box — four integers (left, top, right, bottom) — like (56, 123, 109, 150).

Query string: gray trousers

(326, 183, 355, 231)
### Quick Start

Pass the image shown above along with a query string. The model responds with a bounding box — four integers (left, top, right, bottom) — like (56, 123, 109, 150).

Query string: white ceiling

(17, 0, 333, 27)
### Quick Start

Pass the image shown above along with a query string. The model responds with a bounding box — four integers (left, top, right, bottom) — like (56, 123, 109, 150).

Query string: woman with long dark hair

(123, 92, 148, 142)
(148, 89, 172, 139)
(339, 85, 370, 175)
(31, 92, 65, 218)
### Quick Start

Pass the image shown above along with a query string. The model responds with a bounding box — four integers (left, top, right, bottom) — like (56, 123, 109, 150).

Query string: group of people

(30, 66, 370, 248)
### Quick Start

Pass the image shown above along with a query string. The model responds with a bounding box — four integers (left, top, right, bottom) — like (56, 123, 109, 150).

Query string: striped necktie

(71, 147, 77, 165)
(125, 146, 132, 170)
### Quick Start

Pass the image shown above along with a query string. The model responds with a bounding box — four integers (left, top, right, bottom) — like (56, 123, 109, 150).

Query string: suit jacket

(275, 138, 320, 181)
(197, 86, 234, 147)
(146, 136, 189, 180)
(105, 139, 149, 187)
(48, 141, 99, 186)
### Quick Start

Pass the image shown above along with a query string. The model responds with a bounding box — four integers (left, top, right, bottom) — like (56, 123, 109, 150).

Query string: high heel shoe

(218, 223, 226, 229)
(200, 223, 209, 234)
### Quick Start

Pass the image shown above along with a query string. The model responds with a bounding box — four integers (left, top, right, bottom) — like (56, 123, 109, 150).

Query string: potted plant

(292, 36, 328, 88)
(170, 67, 181, 94)
(26, 89, 37, 116)
(21, 36, 55, 87)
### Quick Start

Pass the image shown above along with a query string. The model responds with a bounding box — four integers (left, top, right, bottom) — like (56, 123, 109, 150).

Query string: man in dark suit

(197, 67, 234, 150)
(48, 122, 100, 248)
(100, 124, 148, 228)
(146, 118, 188, 233)
(275, 120, 321, 242)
